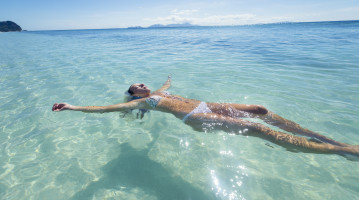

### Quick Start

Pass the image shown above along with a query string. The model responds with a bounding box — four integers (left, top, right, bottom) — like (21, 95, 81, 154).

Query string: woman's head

(128, 83, 151, 97)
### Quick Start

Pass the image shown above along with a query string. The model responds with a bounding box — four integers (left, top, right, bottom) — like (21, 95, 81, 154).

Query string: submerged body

(53, 77, 359, 157)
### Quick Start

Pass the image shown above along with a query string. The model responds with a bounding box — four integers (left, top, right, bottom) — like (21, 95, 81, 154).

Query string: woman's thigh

(184, 112, 254, 133)
(207, 103, 268, 118)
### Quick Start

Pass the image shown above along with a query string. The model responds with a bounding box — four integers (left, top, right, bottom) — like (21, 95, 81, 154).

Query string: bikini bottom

(182, 102, 212, 122)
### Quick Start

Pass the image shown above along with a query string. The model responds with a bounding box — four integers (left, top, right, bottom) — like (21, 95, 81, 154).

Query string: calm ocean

(1, 21, 359, 199)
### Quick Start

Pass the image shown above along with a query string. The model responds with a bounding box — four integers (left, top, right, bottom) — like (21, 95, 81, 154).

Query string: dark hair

(128, 87, 134, 95)
(127, 84, 134, 95)
(124, 85, 148, 119)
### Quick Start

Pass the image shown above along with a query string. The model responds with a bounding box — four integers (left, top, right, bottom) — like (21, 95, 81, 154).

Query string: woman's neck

(132, 94, 150, 98)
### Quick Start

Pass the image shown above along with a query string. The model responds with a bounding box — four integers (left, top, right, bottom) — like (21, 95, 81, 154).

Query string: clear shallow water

(1, 21, 359, 199)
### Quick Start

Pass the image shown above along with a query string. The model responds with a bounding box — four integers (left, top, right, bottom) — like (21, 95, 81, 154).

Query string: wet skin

(53, 77, 359, 157)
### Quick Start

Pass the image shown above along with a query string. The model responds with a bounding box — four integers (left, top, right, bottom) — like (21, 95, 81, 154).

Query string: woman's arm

(52, 101, 144, 113)
(154, 75, 171, 93)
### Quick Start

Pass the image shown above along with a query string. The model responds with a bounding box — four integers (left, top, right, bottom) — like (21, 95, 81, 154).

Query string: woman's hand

(52, 103, 72, 111)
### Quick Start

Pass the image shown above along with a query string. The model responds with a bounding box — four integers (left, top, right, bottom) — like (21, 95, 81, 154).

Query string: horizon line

(23, 19, 359, 32)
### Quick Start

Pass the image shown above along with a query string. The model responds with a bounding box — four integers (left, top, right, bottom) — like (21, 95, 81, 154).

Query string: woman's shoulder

(153, 93, 199, 104)
(151, 90, 170, 96)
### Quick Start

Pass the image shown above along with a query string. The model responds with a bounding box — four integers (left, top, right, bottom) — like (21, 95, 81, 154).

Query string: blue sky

(1, 0, 359, 30)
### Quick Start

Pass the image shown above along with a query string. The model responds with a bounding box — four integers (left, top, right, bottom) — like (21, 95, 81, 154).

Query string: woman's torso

(145, 93, 203, 119)
(141, 92, 267, 120)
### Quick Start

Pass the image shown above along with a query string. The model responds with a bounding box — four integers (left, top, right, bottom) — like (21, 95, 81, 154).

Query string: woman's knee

(253, 105, 268, 115)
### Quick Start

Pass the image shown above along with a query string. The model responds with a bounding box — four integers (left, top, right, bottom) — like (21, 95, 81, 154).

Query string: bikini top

(146, 95, 162, 108)
(145, 91, 172, 108)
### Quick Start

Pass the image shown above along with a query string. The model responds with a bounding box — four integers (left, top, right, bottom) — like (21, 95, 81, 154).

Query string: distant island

(149, 22, 198, 28)
(127, 26, 145, 29)
(0, 21, 22, 32)
(128, 23, 198, 29)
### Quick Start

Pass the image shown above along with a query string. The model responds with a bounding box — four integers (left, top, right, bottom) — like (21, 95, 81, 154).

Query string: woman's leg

(259, 111, 350, 147)
(211, 103, 349, 147)
(208, 103, 268, 118)
(185, 113, 359, 156)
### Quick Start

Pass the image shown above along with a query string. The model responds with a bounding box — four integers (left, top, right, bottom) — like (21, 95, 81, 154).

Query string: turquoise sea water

(1, 21, 359, 199)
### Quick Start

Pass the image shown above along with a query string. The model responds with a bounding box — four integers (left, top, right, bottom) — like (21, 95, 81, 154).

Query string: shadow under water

(71, 142, 216, 200)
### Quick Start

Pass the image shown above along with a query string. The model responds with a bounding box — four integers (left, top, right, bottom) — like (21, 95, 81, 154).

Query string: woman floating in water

(52, 76, 359, 156)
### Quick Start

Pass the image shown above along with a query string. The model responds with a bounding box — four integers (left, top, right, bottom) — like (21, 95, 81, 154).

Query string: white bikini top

(146, 95, 162, 108)
(145, 91, 171, 108)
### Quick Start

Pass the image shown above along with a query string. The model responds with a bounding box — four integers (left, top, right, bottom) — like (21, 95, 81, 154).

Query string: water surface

(1, 21, 359, 199)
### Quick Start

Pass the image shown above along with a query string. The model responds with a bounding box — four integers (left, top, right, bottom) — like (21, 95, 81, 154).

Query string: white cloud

(145, 15, 191, 25)
(171, 9, 199, 15)
(144, 13, 287, 26)
(143, 8, 302, 27)
(195, 14, 258, 25)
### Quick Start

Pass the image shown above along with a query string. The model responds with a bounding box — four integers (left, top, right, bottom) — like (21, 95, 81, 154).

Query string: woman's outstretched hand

(52, 103, 72, 111)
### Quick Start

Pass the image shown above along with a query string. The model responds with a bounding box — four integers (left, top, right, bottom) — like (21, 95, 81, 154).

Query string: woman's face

(129, 83, 151, 97)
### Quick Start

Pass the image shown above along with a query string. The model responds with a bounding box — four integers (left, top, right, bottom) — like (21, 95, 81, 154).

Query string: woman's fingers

(52, 103, 66, 111)
(52, 103, 59, 111)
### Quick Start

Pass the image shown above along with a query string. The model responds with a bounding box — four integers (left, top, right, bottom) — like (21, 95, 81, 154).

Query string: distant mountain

(127, 26, 145, 29)
(148, 22, 198, 28)
(0, 21, 22, 32)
